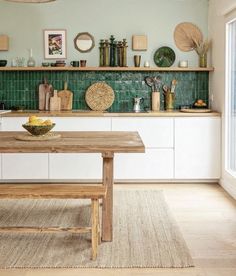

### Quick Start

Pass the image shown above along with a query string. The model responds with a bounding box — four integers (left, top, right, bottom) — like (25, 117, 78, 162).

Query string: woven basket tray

(15, 133, 61, 141)
(85, 82, 115, 111)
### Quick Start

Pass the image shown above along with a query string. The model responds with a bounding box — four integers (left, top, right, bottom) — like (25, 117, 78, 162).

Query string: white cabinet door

(2, 153, 48, 180)
(0, 154, 2, 179)
(112, 117, 174, 148)
(1, 117, 28, 131)
(1, 117, 49, 180)
(52, 117, 111, 131)
(114, 149, 174, 180)
(49, 117, 111, 180)
(174, 117, 221, 179)
(49, 153, 102, 180)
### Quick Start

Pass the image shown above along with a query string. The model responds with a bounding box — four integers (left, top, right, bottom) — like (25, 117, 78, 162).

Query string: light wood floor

(0, 183, 236, 276)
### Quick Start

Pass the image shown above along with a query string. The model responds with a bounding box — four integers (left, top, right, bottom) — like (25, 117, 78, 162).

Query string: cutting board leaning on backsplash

(49, 90, 61, 111)
(38, 78, 53, 111)
(58, 81, 73, 110)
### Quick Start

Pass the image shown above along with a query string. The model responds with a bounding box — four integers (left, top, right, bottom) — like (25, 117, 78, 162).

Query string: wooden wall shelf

(0, 66, 214, 72)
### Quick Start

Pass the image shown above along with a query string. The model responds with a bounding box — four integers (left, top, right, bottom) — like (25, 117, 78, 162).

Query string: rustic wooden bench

(0, 183, 107, 260)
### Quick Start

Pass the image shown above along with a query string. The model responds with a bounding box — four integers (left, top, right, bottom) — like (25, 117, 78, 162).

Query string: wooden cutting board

(38, 78, 53, 111)
(58, 81, 73, 110)
(49, 90, 61, 111)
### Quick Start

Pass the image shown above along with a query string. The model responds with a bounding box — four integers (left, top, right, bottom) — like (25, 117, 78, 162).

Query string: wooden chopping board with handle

(58, 81, 73, 110)
(50, 90, 61, 111)
(38, 77, 53, 111)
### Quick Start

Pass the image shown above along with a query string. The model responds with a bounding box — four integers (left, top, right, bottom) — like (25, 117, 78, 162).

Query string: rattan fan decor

(174, 22, 203, 52)
(85, 82, 115, 111)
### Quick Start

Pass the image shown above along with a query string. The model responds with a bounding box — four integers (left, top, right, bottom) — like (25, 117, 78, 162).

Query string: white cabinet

(52, 117, 111, 131)
(115, 149, 174, 180)
(112, 118, 174, 179)
(1, 117, 49, 180)
(49, 117, 111, 180)
(49, 153, 102, 180)
(1, 117, 27, 131)
(2, 153, 48, 179)
(112, 118, 174, 148)
(174, 117, 221, 179)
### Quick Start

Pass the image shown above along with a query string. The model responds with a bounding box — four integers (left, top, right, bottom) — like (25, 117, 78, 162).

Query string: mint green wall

(0, 0, 209, 67)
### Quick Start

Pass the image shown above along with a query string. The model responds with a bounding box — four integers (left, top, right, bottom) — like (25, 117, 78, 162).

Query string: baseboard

(220, 178, 236, 200)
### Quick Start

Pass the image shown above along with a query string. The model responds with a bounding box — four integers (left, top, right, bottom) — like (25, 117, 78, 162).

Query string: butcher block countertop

(0, 110, 221, 117)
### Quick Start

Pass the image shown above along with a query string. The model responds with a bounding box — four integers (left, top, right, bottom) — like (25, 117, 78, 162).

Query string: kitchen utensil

(133, 96, 144, 112)
(145, 76, 162, 92)
(58, 81, 73, 110)
(174, 22, 203, 52)
(162, 85, 170, 94)
(85, 82, 115, 111)
(154, 46, 175, 67)
(49, 90, 61, 111)
(170, 79, 177, 93)
(38, 77, 53, 111)
(22, 123, 56, 136)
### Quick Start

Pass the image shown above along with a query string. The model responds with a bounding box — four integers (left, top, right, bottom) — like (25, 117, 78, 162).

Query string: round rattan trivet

(174, 22, 203, 52)
(85, 82, 115, 111)
(15, 132, 61, 141)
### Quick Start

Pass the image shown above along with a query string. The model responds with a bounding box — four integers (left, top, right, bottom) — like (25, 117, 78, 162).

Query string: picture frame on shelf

(43, 29, 66, 59)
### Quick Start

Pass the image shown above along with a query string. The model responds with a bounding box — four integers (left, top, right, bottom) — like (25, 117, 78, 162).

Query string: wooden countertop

(0, 110, 221, 117)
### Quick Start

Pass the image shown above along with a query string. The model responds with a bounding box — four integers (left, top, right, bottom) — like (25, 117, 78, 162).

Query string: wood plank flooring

(0, 183, 235, 276)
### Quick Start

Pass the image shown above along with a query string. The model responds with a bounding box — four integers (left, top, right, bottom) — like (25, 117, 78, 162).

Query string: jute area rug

(0, 190, 194, 269)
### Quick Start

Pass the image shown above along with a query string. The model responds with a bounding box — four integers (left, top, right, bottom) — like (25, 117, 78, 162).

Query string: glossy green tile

(0, 71, 209, 111)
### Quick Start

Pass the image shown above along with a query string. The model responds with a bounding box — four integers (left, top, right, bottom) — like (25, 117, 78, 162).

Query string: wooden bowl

(22, 123, 55, 136)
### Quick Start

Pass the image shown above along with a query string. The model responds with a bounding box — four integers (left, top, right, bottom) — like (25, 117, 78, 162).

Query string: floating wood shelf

(0, 66, 214, 72)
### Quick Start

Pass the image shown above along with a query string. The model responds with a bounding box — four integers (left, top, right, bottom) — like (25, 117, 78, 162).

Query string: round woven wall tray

(174, 22, 203, 52)
(85, 82, 115, 111)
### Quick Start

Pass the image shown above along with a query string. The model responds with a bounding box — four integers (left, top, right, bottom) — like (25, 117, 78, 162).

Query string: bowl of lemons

(22, 116, 55, 136)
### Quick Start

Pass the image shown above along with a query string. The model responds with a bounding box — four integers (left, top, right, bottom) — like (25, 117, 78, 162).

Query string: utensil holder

(164, 92, 175, 110)
(152, 92, 160, 111)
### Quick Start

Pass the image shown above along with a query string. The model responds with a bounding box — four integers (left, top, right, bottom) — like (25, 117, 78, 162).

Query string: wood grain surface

(0, 131, 145, 153)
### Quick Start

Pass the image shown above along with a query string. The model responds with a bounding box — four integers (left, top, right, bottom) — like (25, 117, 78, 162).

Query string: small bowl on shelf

(22, 123, 55, 136)
(0, 60, 7, 67)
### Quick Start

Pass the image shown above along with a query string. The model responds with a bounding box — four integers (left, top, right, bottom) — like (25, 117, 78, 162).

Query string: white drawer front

(2, 153, 49, 179)
(112, 118, 174, 148)
(114, 149, 174, 180)
(52, 117, 111, 131)
(2, 117, 28, 131)
(49, 153, 102, 180)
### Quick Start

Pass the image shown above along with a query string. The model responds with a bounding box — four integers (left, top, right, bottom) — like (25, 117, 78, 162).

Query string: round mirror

(74, 32, 95, 53)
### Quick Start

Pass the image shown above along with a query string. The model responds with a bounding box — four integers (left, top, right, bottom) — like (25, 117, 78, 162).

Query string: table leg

(102, 152, 114, 242)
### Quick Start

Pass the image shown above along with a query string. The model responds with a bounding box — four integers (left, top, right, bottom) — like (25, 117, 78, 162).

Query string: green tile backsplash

(0, 71, 209, 111)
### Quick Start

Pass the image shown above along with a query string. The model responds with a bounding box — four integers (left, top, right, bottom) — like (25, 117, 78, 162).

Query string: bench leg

(91, 198, 99, 260)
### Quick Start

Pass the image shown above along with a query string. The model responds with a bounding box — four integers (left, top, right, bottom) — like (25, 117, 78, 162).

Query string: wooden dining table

(0, 131, 145, 242)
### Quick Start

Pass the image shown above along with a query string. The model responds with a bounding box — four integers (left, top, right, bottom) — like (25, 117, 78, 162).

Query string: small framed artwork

(44, 29, 67, 59)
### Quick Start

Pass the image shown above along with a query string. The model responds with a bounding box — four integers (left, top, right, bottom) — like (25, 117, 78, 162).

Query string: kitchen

(0, 0, 235, 275)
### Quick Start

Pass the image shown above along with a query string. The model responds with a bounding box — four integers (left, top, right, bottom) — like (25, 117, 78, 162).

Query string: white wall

(209, 0, 236, 199)
(0, 0, 208, 67)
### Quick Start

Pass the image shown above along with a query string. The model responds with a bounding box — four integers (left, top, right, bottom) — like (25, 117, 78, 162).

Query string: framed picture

(44, 29, 67, 59)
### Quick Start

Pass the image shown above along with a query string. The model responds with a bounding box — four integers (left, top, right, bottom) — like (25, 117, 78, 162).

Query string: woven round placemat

(174, 22, 203, 52)
(85, 82, 115, 111)
(15, 133, 61, 141)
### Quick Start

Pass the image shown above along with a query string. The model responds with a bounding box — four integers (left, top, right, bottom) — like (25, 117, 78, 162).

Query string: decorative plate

(85, 82, 115, 111)
(154, 47, 176, 67)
